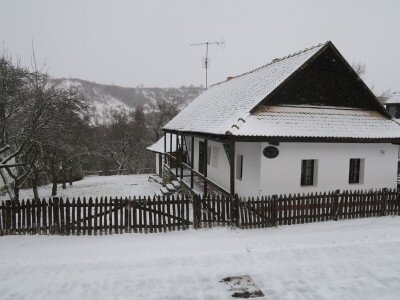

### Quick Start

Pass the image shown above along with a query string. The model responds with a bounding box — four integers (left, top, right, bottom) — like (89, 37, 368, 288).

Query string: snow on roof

(147, 134, 179, 153)
(164, 43, 327, 135)
(384, 92, 400, 105)
(228, 106, 400, 139)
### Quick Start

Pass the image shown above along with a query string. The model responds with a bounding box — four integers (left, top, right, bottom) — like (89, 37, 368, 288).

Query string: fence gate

(0, 195, 192, 236)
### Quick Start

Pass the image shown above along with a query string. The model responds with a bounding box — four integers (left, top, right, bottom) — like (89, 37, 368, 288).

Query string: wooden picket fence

(0, 189, 399, 236)
(239, 189, 400, 228)
(0, 195, 191, 236)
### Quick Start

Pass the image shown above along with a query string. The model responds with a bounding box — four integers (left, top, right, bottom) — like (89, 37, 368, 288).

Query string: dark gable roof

(164, 42, 400, 142)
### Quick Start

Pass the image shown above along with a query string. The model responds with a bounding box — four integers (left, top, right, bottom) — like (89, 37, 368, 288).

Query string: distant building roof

(384, 92, 400, 105)
(147, 134, 179, 153)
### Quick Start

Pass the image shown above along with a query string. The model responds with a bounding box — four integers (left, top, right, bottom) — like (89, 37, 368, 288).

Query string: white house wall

(190, 137, 231, 192)
(235, 142, 262, 198)
(259, 142, 398, 196)
(181, 137, 397, 198)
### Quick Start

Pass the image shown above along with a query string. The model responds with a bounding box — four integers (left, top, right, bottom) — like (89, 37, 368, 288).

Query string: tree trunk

(0, 168, 15, 200)
(52, 178, 57, 196)
(32, 175, 39, 199)
(13, 185, 19, 201)
(62, 170, 67, 189)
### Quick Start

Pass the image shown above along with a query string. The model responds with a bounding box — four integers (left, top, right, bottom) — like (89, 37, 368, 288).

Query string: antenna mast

(191, 40, 224, 89)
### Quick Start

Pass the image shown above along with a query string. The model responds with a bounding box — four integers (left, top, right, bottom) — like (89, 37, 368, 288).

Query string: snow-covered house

(155, 41, 400, 197)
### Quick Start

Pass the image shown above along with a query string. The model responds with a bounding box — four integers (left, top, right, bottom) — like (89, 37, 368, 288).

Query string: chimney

(227, 76, 235, 81)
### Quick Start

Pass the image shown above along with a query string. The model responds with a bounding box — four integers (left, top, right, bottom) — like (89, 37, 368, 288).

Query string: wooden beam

(230, 142, 235, 196)
(190, 136, 194, 189)
(204, 139, 208, 196)
(175, 133, 179, 176)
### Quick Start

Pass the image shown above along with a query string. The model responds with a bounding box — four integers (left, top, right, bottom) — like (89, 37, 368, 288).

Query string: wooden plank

(65, 199, 71, 236)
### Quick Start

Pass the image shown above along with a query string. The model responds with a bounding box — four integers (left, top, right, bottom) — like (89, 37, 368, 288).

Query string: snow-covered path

(1, 216, 400, 299)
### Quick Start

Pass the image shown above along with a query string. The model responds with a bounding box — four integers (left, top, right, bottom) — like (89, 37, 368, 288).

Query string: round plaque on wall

(263, 146, 279, 158)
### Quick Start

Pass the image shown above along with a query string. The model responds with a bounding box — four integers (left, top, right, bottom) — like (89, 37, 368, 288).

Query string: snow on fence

(0, 189, 399, 236)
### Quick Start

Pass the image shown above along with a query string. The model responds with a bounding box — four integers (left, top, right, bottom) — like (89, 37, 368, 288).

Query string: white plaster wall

(235, 142, 262, 198)
(190, 137, 231, 191)
(259, 142, 399, 196)
(205, 140, 230, 191)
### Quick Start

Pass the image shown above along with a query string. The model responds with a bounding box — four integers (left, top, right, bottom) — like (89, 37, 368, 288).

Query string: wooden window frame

(349, 158, 361, 184)
(301, 159, 315, 186)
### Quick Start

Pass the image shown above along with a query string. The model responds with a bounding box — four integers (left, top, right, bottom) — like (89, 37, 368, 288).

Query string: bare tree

(352, 62, 367, 78)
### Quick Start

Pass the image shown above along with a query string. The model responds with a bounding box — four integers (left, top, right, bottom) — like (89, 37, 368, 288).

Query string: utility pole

(191, 40, 224, 89)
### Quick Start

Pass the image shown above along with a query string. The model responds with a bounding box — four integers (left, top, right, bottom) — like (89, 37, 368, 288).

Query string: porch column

(230, 142, 235, 196)
(203, 139, 208, 196)
(175, 133, 179, 176)
(190, 136, 194, 189)
(180, 135, 183, 179)
(169, 132, 172, 168)
(163, 132, 166, 184)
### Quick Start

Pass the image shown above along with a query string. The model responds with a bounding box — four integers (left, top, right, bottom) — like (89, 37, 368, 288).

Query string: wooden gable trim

(249, 41, 391, 119)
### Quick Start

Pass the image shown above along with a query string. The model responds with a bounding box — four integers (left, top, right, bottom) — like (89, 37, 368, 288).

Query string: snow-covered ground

(1, 217, 400, 299)
(0, 175, 163, 201)
(1, 175, 400, 299)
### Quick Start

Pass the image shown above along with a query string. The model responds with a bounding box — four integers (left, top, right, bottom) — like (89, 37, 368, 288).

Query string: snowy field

(0, 175, 163, 201)
(1, 217, 400, 299)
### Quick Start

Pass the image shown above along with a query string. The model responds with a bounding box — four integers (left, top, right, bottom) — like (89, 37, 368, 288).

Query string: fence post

(234, 195, 240, 228)
(5, 200, 12, 234)
(53, 198, 60, 234)
(192, 194, 200, 229)
(381, 188, 388, 216)
(271, 195, 278, 227)
(332, 190, 341, 221)
(397, 189, 400, 216)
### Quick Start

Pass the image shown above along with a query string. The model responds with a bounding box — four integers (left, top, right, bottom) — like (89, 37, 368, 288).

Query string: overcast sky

(1, 0, 399, 93)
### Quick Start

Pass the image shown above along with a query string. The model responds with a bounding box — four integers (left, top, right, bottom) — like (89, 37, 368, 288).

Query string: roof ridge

(209, 41, 328, 88)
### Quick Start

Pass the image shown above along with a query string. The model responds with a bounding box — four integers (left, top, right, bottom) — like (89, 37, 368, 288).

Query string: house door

(198, 141, 205, 175)
(158, 153, 162, 176)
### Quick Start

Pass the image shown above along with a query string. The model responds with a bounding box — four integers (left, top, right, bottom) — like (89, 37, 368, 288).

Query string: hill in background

(53, 78, 204, 124)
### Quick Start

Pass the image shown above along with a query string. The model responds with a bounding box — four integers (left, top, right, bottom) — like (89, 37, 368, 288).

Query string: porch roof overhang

(163, 129, 400, 144)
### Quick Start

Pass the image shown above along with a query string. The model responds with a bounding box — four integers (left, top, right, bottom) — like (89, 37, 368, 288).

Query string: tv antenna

(191, 40, 225, 89)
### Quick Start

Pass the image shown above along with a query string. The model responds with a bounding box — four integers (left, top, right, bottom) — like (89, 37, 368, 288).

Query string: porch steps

(148, 174, 163, 184)
(160, 187, 170, 195)
(171, 180, 181, 189)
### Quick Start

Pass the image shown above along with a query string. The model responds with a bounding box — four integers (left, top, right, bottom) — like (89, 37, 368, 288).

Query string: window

(207, 146, 211, 165)
(211, 146, 219, 168)
(349, 158, 361, 184)
(236, 155, 243, 180)
(301, 159, 315, 186)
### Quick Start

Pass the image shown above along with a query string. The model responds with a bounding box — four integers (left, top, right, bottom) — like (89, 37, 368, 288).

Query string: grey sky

(1, 0, 399, 93)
